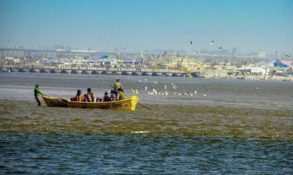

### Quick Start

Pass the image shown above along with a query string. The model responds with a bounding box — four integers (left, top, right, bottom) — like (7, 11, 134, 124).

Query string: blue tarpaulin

(274, 60, 288, 68)
(100, 54, 109, 59)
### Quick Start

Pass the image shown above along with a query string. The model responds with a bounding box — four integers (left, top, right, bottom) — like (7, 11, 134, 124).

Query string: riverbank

(202, 70, 293, 81)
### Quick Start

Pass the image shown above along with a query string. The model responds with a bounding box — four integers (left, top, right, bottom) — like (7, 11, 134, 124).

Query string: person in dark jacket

(103, 92, 111, 102)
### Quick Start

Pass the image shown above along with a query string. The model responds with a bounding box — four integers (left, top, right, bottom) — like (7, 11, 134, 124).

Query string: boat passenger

(113, 79, 123, 99)
(96, 97, 102, 102)
(103, 92, 111, 102)
(118, 88, 125, 100)
(84, 88, 95, 102)
(110, 90, 116, 101)
(34, 84, 44, 106)
(74, 89, 84, 102)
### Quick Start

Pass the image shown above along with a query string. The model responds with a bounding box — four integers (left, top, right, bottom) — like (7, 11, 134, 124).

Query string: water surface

(0, 72, 292, 174)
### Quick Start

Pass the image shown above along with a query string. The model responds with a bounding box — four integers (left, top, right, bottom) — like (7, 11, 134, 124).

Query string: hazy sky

(0, 0, 292, 53)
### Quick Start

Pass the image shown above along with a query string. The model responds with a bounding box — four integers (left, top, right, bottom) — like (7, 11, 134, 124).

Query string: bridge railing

(1, 65, 199, 74)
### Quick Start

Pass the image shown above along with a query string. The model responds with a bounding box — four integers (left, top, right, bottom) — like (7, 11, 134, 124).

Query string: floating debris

(131, 131, 150, 134)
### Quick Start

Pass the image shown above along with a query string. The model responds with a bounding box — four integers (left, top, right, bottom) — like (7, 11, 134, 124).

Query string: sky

(0, 0, 292, 54)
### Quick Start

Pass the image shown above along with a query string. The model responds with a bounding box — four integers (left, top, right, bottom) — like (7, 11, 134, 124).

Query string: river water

(0, 72, 292, 174)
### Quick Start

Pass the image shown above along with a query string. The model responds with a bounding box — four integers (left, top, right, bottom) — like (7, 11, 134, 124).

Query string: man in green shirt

(34, 84, 44, 106)
(118, 88, 125, 100)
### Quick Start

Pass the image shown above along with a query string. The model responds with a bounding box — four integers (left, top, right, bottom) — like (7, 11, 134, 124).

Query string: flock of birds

(127, 40, 223, 97)
(127, 40, 222, 97)
(130, 79, 207, 97)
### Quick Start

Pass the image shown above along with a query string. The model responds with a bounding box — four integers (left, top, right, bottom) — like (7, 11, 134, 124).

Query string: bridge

(0, 66, 202, 78)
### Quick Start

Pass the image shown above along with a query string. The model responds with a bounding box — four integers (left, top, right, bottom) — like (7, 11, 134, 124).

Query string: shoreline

(203, 74, 293, 81)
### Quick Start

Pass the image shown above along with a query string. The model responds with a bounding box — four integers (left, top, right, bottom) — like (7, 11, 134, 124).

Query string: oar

(137, 100, 152, 110)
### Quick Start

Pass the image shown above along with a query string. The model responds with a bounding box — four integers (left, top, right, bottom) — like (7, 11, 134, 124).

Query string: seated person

(84, 88, 95, 102)
(96, 97, 102, 102)
(110, 90, 117, 101)
(71, 89, 84, 102)
(103, 92, 111, 102)
(118, 88, 125, 100)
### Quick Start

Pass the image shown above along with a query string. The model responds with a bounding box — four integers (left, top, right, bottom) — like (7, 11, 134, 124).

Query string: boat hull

(42, 95, 138, 111)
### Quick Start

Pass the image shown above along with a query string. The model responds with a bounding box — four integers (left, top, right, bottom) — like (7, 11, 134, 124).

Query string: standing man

(113, 78, 123, 99)
(34, 84, 44, 106)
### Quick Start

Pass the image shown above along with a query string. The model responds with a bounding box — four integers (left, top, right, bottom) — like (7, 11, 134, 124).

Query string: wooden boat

(42, 95, 139, 111)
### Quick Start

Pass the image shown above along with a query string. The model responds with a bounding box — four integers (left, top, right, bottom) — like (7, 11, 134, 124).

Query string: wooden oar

(133, 96, 151, 110)
(138, 102, 152, 110)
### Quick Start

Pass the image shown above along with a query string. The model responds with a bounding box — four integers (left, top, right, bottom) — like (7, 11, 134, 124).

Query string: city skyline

(0, 0, 292, 54)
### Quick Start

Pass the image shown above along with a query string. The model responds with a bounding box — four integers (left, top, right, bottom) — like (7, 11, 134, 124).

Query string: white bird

(152, 88, 157, 95)
(194, 90, 197, 94)
(164, 85, 167, 90)
(148, 91, 154, 95)
(165, 91, 169, 96)
(135, 89, 139, 94)
(203, 94, 207, 97)
(171, 83, 177, 89)
(144, 86, 148, 91)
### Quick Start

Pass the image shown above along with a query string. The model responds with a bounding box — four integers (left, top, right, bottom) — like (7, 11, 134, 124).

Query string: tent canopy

(274, 60, 288, 68)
